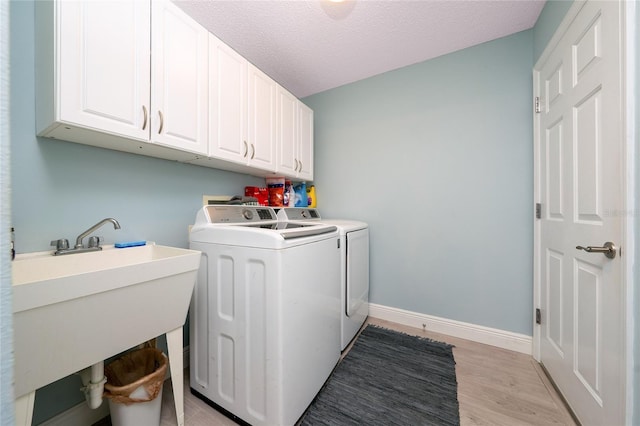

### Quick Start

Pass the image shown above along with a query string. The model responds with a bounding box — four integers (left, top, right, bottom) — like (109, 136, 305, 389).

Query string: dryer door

(346, 229, 369, 317)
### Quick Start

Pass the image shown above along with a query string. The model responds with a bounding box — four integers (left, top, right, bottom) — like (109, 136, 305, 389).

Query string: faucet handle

(87, 236, 103, 248)
(50, 239, 69, 250)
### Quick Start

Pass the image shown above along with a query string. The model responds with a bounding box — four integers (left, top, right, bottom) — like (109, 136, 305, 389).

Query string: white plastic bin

(108, 384, 163, 426)
(104, 348, 168, 426)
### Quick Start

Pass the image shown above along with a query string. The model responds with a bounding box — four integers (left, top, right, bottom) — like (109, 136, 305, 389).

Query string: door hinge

(536, 308, 541, 325)
(536, 203, 542, 219)
(535, 96, 541, 114)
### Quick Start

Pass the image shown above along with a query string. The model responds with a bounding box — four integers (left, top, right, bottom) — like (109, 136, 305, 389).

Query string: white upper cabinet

(276, 86, 298, 176)
(36, 0, 310, 177)
(297, 102, 314, 181)
(247, 64, 277, 172)
(208, 36, 276, 173)
(37, 0, 208, 158)
(208, 34, 248, 163)
(276, 86, 314, 180)
(151, 0, 208, 155)
(38, 0, 150, 141)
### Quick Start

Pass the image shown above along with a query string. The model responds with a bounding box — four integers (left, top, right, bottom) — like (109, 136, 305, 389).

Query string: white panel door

(59, 0, 150, 140)
(209, 34, 248, 163)
(152, 0, 208, 155)
(247, 64, 277, 172)
(536, 1, 624, 424)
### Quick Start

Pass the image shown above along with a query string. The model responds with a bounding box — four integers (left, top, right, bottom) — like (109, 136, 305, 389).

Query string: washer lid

(277, 208, 368, 232)
(192, 205, 337, 245)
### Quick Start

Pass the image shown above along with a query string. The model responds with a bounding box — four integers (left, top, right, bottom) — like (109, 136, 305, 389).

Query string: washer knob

(242, 209, 254, 220)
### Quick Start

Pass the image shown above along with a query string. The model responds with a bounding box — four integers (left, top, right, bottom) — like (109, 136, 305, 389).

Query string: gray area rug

(300, 325, 460, 426)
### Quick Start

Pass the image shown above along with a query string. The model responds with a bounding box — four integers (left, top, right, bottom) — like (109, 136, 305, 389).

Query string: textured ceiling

(175, 0, 546, 98)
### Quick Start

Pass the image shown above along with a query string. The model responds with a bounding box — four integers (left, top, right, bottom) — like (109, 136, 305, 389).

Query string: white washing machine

(189, 205, 341, 426)
(277, 208, 369, 351)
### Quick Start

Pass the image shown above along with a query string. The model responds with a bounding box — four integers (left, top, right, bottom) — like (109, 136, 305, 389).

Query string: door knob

(576, 242, 617, 259)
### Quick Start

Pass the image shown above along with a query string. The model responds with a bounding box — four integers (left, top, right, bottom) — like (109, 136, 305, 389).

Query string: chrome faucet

(51, 218, 121, 256)
(75, 218, 121, 248)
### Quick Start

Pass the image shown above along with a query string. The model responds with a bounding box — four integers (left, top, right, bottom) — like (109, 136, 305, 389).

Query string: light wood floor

(155, 317, 577, 426)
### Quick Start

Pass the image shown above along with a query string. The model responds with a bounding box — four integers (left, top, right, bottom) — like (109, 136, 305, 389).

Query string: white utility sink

(12, 243, 201, 426)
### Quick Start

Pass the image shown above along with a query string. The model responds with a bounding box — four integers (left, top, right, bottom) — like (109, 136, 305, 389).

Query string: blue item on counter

(294, 183, 308, 207)
(115, 241, 147, 248)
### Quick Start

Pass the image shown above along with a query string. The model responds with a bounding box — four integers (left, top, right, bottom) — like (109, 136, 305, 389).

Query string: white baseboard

(369, 303, 532, 355)
(41, 345, 191, 426)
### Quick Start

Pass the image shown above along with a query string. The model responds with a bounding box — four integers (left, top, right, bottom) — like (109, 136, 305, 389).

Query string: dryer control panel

(203, 205, 276, 224)
(277, 208, 321, 221)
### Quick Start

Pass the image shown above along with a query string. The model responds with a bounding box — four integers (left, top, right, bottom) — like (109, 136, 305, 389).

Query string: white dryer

(277, 208, 369, 350)
(189, 205, 341, 426)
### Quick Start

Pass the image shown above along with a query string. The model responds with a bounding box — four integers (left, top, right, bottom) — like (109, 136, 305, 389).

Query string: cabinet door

(297, 102, 314, 181)
(209, 35, 247, 163)
(59, 1, 150, 140)
(276, 85, 298, 176)
(247, 64, 277, 172)
(152, 0, 208, 155)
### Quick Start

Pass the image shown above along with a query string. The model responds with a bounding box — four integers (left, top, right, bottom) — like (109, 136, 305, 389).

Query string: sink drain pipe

(79, 362, 107, 409)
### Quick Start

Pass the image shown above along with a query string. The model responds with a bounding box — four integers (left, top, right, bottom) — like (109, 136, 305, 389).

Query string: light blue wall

(532, 0, 573, 63)
(304, 30, 534, 335)
(10, 1, 263, 423)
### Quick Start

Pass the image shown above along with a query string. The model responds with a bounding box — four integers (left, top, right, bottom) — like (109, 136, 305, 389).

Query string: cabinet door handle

(294, 159, 299, 172)
(243, 141, 248, 157)
(250, 144, 255, 159)
(158, 111, 164, 134)
(298, 160, 303, 172)
(142, 106, 148, 130)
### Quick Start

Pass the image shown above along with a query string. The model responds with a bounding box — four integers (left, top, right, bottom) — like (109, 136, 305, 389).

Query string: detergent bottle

(306, 185, 317, 208)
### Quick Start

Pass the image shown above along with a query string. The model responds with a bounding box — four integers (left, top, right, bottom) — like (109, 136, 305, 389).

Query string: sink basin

(12, 244, 201, 398)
